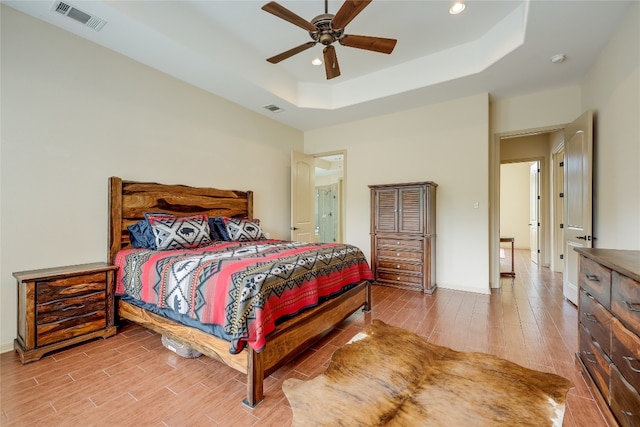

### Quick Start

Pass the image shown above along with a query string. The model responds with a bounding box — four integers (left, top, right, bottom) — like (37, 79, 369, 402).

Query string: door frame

(313, 149, 347, 243)
(530, 160, 541, 265)
(551, 143, 565, 273)
(489, 126, 563, 289)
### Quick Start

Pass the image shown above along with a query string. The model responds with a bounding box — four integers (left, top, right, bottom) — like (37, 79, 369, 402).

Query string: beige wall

(305, 93, 491, 294)
(0, 7, 303, 351)
(581, 1, 640, 250)
(500, 162, 532, 249)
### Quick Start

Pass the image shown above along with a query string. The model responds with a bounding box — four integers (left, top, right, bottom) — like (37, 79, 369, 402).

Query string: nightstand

(14, 262, 118, 363)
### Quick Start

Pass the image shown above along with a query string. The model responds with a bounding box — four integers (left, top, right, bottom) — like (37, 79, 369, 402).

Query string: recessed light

(311, 57, 323, 66)
(449, 2, 466, 15)
(550, 54, 566, 64)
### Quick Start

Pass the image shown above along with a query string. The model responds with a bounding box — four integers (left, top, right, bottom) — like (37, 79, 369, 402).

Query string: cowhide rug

(283, 320, 573, 426)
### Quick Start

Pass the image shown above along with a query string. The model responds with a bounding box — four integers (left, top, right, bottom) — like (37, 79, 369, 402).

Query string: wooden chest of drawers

(14, 262, 118, 363)
(576, 248, 640, 427)
(369, 182, 437, 294)
(375, 236, 427, 291)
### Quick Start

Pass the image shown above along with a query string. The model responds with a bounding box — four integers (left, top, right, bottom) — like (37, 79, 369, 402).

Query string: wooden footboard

(118, 280, 371, 407)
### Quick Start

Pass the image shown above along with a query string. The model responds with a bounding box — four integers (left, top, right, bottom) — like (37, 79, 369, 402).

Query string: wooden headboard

(108, 177, 253, 264)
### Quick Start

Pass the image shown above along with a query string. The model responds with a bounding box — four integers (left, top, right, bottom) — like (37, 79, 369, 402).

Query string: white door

(563, 111, 594, 305)
(529, 162, 540, 264)
(291, 151, 316, 242)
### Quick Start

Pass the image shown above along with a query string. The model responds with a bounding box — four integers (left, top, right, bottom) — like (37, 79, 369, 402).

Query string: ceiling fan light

(449, 2, 466, 15)
(312, 57, 323, 66)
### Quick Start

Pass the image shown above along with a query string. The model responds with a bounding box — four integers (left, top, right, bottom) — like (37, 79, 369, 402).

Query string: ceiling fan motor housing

(310, 13, 343, 45)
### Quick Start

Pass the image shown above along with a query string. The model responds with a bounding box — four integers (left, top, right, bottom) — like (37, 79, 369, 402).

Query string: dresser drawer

(612, 317, 640, 393)
(376, 237, 423, 250)
(612, 271, 640, 337)
(377, 271, 423, 286)
(579, 256, 612, 309)
(579, 322, 611, 398)
(378, 249, 423, 261)
(580, 288, 613, 356)
(377, 260, 423, 273)
(611, 365, 640, 427)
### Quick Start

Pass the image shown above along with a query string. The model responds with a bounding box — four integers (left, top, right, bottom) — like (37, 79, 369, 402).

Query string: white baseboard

(0, 341, 15, 354)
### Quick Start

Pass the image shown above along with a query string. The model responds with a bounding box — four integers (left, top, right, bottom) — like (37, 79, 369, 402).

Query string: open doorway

(314, 152, 344, 243)
(490, 112, 593, 304)
(500, 161, 540, 274)
(491, 129, 564, 288)
(291, 150, 345, 243)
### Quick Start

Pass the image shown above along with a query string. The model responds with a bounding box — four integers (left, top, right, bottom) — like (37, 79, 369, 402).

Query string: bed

(108, 177, 373, 407)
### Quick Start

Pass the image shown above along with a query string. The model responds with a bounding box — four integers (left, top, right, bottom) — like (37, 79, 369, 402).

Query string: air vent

(263, 104, 285, 113)
(52, 1, 107, 31)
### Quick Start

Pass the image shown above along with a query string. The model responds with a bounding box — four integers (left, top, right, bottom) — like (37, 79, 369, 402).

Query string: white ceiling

(4, 0, 634, 131)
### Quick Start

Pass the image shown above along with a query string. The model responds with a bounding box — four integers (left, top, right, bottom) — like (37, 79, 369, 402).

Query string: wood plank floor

(1, 249, 611, 426)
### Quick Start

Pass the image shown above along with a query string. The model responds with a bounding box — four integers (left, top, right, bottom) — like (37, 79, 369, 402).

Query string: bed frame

(108, 177, 371, 407)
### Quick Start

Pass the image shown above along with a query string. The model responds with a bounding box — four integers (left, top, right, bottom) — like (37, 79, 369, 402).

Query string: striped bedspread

(114, 240, 373, 354)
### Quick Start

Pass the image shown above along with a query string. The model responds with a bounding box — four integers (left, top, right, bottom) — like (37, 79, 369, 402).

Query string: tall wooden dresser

(369, 182, 437, 294)
(575, 248, 640, 427)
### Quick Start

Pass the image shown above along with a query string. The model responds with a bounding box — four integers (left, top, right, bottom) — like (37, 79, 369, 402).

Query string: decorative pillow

(223, 217, 265, 241)
(208, 217, 231, 241)
(147, 214, 212, 250)
(127, 212, 173, 249)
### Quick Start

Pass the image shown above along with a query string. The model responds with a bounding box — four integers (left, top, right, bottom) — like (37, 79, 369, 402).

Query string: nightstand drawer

(37, 292, 106, 324)
(37, 311, 106, 347)
(36, 272, 107, 303)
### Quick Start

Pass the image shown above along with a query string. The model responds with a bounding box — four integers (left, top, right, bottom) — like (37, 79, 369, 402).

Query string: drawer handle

(396, 276, 400, 280)
(625, 301, 640, 312)
(582, 350, 597, 364)
(62, 304, 86, 311)
(396, 241, 400, 245)
(586, 274, 599, 282)
(622, 411, 636, 425)
(584, 313, 599, 323)
(396, 265, 400, 269)
(623, 356, 640, 373)
(396, 253, 400, 257)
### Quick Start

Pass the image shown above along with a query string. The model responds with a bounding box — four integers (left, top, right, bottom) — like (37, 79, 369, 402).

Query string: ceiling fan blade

(340, 34, 397, 54)
(323, 45, 341, 79)
(331, 0, 372, 30)
(262, 2, 317, 32)
(267, 41, 317, 64)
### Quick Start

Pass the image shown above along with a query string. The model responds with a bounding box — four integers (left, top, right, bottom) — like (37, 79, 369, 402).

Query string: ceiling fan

(261, 0, 397, 80)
